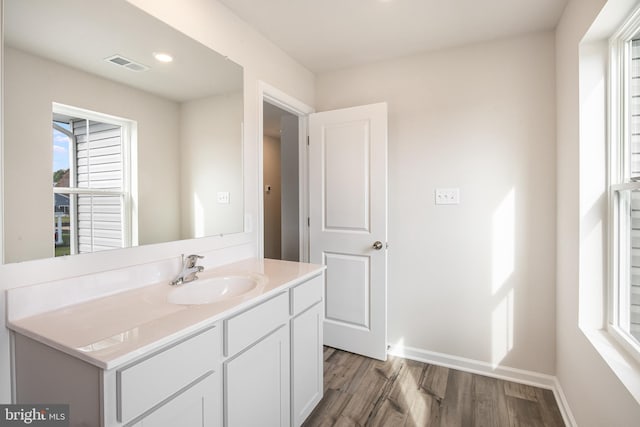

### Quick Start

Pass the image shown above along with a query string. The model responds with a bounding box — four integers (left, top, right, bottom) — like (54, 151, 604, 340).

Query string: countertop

(7, 258, 325, 370)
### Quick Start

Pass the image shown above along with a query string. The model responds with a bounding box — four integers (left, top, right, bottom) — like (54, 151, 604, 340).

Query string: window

(609, 14, 640, 360)
(52, 104, 134, 256)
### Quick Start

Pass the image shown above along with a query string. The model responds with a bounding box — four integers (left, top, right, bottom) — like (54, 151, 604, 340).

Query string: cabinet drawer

(291, 275, 323, 316)
(117, 326, 219, 423)
(225, 292, 289, 356)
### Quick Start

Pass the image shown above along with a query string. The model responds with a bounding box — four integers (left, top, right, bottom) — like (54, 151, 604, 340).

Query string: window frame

(52, 102, 136, 254)
(608, 8, 640, 364)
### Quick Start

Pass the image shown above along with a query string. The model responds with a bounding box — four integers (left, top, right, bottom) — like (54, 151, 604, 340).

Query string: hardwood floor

(303, 347, 565, 427)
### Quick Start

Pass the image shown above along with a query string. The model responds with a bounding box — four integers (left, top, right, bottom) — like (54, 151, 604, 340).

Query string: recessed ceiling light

(153, 52, 173, 63)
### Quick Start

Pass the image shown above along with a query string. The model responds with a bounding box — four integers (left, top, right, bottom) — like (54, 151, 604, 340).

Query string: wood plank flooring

(303, 347, 565, 427)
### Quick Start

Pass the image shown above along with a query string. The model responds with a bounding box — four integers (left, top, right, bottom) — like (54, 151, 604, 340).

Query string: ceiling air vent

(104, 55, 149, 72)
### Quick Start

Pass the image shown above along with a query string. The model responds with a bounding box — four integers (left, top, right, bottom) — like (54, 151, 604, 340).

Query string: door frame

(257, 82, 314, 261)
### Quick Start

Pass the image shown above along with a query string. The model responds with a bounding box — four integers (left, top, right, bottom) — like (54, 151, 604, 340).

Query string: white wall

(263, 135, 281, 259)
(180, 92, 244, 239)
(316, 32, 557, 375)
(3, 47, 182, 263)
(556, 0, 640, 424)
(0, 0, 315, 403)
(280, 114, 299, 261)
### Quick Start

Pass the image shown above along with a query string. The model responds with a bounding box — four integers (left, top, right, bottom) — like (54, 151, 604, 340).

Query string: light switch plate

(217, 191, 230, 204)
(435, 188, 460, 205)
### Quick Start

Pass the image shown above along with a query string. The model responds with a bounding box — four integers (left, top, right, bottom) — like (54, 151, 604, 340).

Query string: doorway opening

(258, 82, 314, 263)
(262, 101, 300, 261)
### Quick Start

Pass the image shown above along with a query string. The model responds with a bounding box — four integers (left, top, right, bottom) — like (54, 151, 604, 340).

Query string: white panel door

(309, 102, 388, 361)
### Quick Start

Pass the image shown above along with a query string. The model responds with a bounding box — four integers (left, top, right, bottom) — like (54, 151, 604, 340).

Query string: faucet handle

(185, 254, 204, 268)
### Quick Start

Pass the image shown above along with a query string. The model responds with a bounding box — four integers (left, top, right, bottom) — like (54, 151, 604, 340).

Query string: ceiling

(218, 0, 569, 73)
(5, 0, 242, 102)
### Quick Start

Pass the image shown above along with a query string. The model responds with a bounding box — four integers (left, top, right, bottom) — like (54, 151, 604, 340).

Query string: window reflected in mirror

(52, 105, 134, 257)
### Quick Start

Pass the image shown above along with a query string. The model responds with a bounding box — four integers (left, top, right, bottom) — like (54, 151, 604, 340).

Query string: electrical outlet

(435, 188, 460, 205)
(217, 191, 230, 204)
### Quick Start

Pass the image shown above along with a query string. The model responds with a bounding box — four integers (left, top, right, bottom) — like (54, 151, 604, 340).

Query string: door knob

(372, 241, 383, 250)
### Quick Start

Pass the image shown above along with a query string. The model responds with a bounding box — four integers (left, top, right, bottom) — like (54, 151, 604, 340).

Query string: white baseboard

(387, 344, 577, 427)
(550, 376, 578, 427)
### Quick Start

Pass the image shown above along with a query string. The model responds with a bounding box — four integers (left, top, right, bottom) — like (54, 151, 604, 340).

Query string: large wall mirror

(3, 0, 245, 263)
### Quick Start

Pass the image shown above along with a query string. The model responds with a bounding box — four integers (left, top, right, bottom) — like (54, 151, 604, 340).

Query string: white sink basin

(168, 274, 265, 305)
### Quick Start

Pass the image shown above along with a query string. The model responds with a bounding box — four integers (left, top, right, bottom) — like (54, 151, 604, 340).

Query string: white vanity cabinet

(129, 374, 218, 427)
(223, 292, 291, 427)
(13, 325, 222, 427)
(106, 326, 222, 426)
(10, 264, 326, 427)
(290, 276, 324, 427)
(221, 274, 324, 427)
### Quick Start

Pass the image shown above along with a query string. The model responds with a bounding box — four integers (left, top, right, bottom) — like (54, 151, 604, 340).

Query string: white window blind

(72, 119, 125, 253)
(629, 39, 640, 341)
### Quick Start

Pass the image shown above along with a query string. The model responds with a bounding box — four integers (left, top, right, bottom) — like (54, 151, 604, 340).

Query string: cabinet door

(133, 374, 220, 427)
(117, 326, 220, 424)
(291, 302, 323, 426)
(224, 326, 290, 427)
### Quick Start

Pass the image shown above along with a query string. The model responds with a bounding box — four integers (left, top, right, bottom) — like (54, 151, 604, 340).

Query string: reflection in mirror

(3, 0, 244, 263)
(51, 104, 135, 257)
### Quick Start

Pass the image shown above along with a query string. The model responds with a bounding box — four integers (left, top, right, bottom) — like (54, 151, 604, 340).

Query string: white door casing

(309, 103, 388, 361)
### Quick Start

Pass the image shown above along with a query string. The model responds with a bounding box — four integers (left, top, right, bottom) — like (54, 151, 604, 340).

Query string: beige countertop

(8, 258, 324, 370)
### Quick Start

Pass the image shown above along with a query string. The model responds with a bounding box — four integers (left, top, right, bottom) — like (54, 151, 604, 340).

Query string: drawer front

(118, 326, 219, 423)
(225, 292, 289, 356)
(291, 275, 323, 316)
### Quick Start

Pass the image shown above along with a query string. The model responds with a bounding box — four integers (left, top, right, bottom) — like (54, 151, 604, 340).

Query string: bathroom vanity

(7, 258, 325, 427)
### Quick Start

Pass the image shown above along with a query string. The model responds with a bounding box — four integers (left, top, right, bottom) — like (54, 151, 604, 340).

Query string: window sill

(581, 327, 640, 404)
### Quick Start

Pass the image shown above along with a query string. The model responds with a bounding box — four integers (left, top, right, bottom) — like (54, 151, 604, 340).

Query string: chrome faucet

(170, 254, 204, 286)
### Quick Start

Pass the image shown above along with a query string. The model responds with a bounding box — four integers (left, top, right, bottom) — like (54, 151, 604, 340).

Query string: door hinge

(307, 135, 310, 146)
(307, 217, 310, 227)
